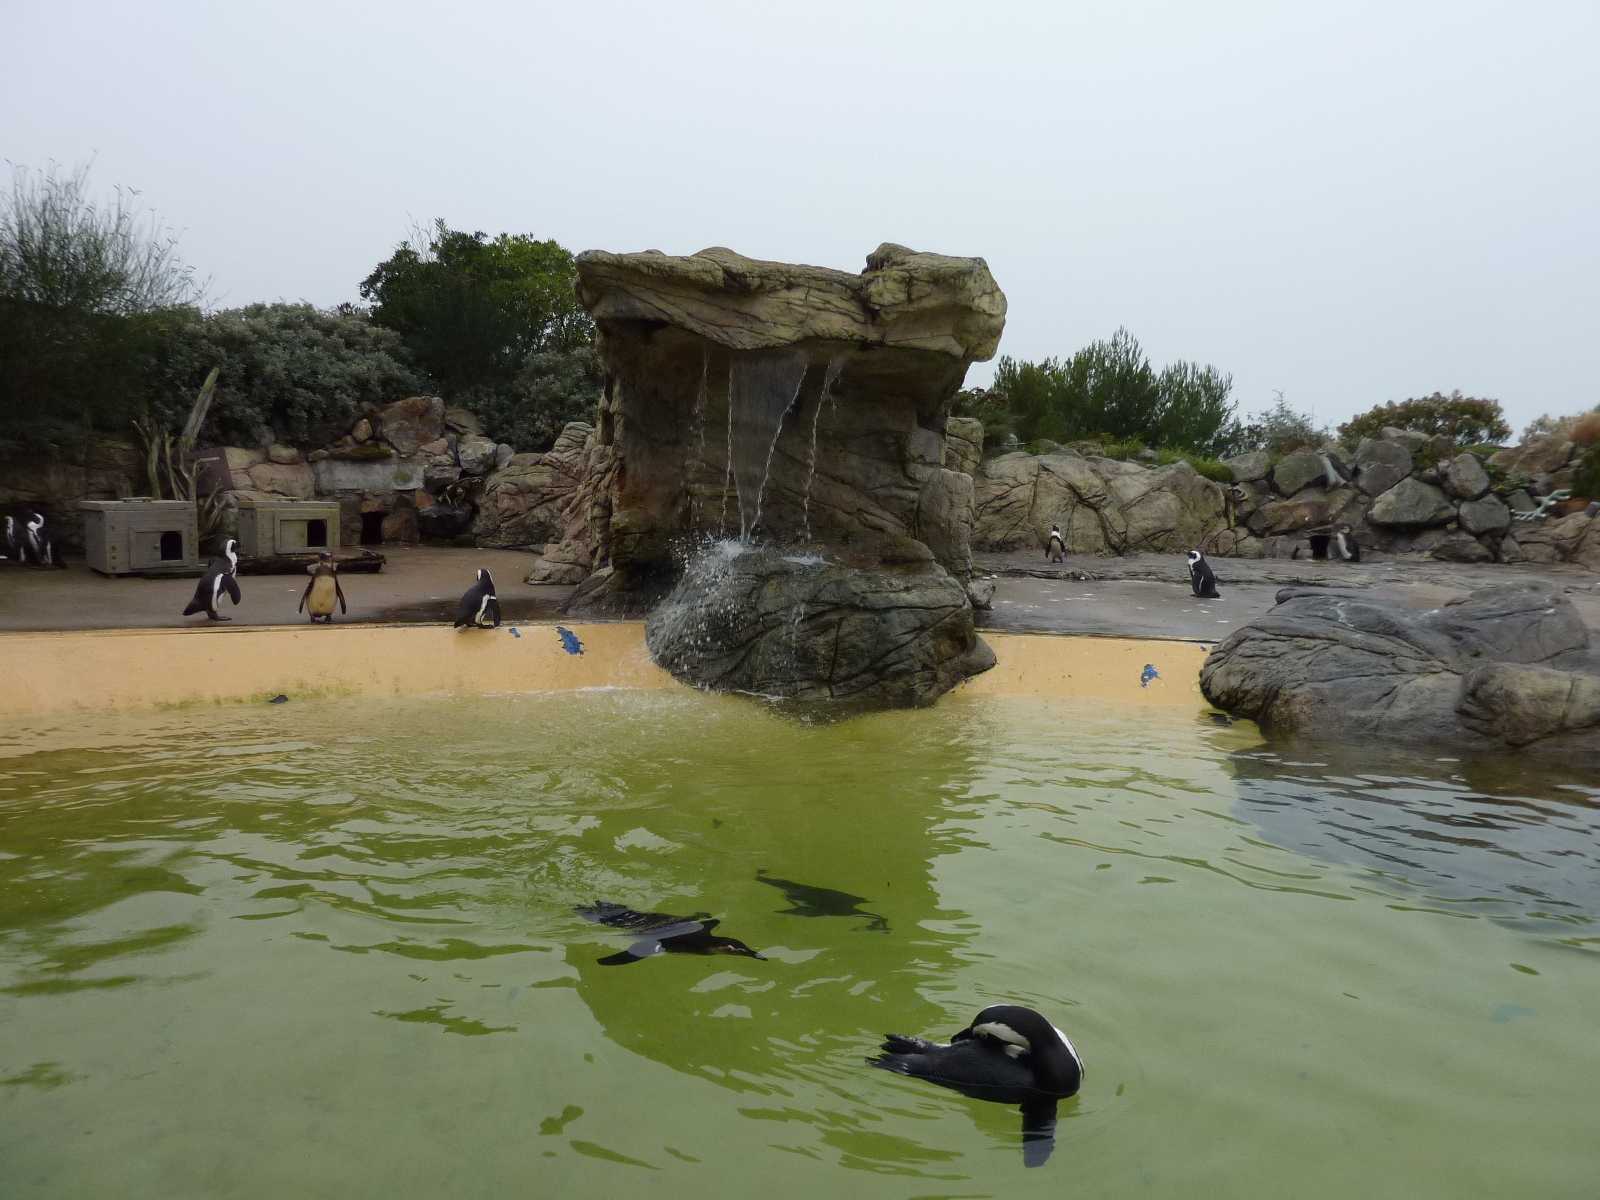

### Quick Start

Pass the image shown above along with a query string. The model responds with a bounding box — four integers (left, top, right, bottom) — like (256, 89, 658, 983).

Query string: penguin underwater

(298, 551, 346, 623)
(183, 539, 241, 620)
(873, 1004, 1084, 1167)
(574, 902, 765, 966)
(755, 869, 890, 932)
(1185, 548, 1221, 599)
(1045, 523, 1066, 563)
(454, 568, 500, 628)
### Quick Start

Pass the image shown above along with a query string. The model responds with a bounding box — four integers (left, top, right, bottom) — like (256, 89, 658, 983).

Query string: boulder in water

(646, 539, 995, 710)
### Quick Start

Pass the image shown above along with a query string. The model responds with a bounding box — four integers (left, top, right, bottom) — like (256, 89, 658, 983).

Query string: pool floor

(1, 690, 1596, 1199)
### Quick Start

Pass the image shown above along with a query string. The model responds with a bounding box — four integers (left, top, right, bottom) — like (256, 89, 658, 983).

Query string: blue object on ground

(509, 627, 521, 638)
(1491, 1005, 1536, 1023)
(556, 626, 585, 656)
(1140, 664, 1159, 688)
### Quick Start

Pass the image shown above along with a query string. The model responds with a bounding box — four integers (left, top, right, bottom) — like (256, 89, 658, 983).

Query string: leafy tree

(990, 329, 1238, 457)
(361, 222, 591, 392)
(0, 163, 202, 456)
(459, 345, 604, 451)
(1338, 392, 1510, 447)
(147, 303, 427, 447)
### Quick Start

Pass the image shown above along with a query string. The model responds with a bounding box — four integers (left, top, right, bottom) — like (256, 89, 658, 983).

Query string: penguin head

(318, 550, 333, 562)
(26, 512, 43, 531)
(477, 568, 494, 586)
(955, 1004, 1083, 1092)
(708, 937, 765, 960)
(223, 539, 238, 555)
(1186, 549, 1203, 565)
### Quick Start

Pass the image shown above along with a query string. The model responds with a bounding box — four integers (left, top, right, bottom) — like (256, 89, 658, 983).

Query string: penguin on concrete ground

(298, 551, 346, 623)
(454, 568, 500, 628)
(183, 539, 242, 620)
(1, 515, 16, 560)
(1332, 523, 1361, 562)
(1045, 524, 1066, 563)
(22, 512, 67, 568)
(1186, 549, 1221, 599)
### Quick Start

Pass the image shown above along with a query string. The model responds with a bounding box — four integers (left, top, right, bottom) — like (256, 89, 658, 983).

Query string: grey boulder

(1271, 450, 1326, 496)
(1199, 582, 1600, 751)
(1458, 494, 1512, 536)
(1367, 477, 1455, 526)
(646, 539, 995, 709)
(1353, 439, 1414, 497)
(1443, 453, 1491, 500)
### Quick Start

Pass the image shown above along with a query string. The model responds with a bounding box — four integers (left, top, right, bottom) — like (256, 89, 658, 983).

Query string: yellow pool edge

(0, 624, 1213, 716)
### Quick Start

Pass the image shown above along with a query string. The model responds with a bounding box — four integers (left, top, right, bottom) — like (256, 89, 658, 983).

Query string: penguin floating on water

(21, 512, 67, 568)
(574, 902, 765, 966)
(1185, 549, 1221, 599)
(298, 551, 346, 623)
(1045, 524, 1066, 563)
(183, 539, 241, 621)
(872, 1004, 1084, 1168)
(454, 568, 500, 628)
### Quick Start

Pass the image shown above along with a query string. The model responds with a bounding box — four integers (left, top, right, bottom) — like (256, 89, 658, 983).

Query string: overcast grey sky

(4, 1, 1597, 435)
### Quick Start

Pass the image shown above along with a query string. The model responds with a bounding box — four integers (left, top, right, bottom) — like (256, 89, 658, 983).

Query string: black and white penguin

(1186, 549, 1221, 599)
(1, 515, 16, 560)
(872, 1004, 1084, 1168)
(1332, 523, 1361, 563)
(574, 902, 765, 966)
(453, 568, 500, 628)
(183, 539, 241, 620)
(22, 512, 67, 568)
(298, 551, 346, 623)
(1045, 524, 1066, 563)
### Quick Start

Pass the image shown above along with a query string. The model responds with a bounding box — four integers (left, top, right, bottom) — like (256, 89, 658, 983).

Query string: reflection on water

(0, 692, 1597, 1199)
(1230, 743, 1600, 934)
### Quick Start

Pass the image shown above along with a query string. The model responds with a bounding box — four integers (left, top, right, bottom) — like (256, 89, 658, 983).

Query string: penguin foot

(209, 615, 232, 621)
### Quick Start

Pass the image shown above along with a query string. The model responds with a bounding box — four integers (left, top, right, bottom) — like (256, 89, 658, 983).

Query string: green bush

(990, 329, 1238, 458)
(1571, 446, 1600, 501)
(1338, 392, 1510, 447)
(1232, 394, 1326, 458)
(458, 345, 602, 451)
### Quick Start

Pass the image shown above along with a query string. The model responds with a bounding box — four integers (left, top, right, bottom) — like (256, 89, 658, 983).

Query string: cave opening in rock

(360, 513, 385, 545)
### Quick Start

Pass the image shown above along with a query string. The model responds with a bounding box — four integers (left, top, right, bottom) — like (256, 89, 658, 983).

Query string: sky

(3, 1, 1597, 437)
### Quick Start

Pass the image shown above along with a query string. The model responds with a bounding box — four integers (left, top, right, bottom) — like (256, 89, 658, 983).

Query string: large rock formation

(646, 537, 995, 709)
(573, 243, 1004, 706)
(1200, 583, 1600, 751)
(972, 451, 1230, 555)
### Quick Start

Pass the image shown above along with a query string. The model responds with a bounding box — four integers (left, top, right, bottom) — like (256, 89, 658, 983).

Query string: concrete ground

(1, 544, 1597, 636)
(973, 550, 1600, 640)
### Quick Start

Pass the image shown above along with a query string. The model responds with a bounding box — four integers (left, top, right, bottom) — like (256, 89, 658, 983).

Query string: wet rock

(1222, 450, 1272, 483)
(1353, 439, 1413, 497)
(1458, 494, 1511, 536)
(1368, 477, 1455, 526)
(378, 396, 446, 456)
(646, 543, 995, 709)
(1271, 450, 1326, 496)
(1443, 453, 1491, 499)
(943, 417, 983, 476)
(1200, 583, 1600, 750)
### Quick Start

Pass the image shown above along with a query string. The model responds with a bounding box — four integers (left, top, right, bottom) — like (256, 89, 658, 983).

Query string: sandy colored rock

(378, 396, 446, 456)
(943, 417, 983, 476)
(444, 407, 484, 436)
(224, 446, 265, 473)
(1429, 531, 1494, 563)
(351, 419, 373, 443)
(266, 443, 300, 465)
(245, 461, 315, 499)
(381, 505, 418, 544)
(1491, 434, 1576, 482)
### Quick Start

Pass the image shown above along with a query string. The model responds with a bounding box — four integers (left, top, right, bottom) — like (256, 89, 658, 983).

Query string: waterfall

(728, 349, 809, 541)
(800, 356, 844, 544)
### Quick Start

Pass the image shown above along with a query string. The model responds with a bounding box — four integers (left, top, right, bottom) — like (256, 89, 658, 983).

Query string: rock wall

(569, 243, 1007, 604)
(972, 451, 1230, 555)
(0, 439, 141, 549)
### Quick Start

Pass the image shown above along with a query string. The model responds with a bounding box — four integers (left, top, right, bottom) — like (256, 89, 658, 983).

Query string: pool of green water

(1, 690, 1596, 1199)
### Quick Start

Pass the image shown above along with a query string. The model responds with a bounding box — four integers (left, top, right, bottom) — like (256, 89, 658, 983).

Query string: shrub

(1232, 393, 1326, 458)
(458, 345, 602, 451)
(1571, 446, 1600, 501)
(1339, 392, 1510, 447)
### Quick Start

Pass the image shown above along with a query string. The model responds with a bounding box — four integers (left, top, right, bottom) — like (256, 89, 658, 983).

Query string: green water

(1, 690, 1596, 1198)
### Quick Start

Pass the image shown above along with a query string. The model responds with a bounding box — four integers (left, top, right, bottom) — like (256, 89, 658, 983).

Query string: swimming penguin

(574, 902, 765, 966)
(1186, 549, 1221, 599)
(756, 869, 890, 932)
(183, 539, 241, 620)
(1332, 523, 1361, 563)
(298, 551, 346, 623)
(872, 1004, 1084, 1168)
(454, 568, 500, 628)
(1045, 524, 1066, 563)
(22, 512, 67, 568)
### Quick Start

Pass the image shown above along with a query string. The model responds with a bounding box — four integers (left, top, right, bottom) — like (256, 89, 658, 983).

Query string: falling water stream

(727, 349, 810, 541)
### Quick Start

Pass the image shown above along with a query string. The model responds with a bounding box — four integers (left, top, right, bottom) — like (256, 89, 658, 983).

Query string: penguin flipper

(487, 597, 501, 627)
(223, 574, 242, 606)
(335, 579, 347, 614)
(298, 579, 312, 613)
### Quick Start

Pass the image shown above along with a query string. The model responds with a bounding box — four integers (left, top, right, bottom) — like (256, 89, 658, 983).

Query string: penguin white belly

(307, 574, 339, 616)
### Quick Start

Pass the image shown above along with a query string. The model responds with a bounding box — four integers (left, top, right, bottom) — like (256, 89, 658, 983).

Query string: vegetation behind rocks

(1338, 392, 1511, 447)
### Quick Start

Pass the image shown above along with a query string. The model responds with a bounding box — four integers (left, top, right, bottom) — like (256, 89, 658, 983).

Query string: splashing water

(729, 349, 809, 541)
(800, 356, 844, 544)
